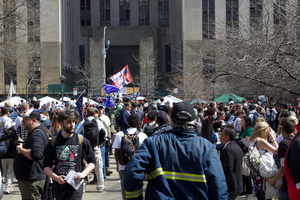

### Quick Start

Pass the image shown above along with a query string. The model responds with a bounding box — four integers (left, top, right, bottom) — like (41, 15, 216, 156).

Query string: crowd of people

(0, 96, 299, 200)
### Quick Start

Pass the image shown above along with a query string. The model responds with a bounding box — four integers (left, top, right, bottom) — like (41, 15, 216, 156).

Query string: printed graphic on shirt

(56, 145, 79, 175)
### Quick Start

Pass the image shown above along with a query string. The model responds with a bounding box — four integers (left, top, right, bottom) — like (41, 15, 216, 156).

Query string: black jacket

(14, 126, 48, 181)
(220, 141, 243, 197)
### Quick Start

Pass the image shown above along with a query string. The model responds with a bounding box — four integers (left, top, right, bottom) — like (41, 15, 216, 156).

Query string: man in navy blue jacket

(120, 102, 131, 131)
(123, 102, 227, 200)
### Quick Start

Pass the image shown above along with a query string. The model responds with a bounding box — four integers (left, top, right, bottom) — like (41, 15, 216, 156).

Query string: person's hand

(16, 143, 22, 151)
(56, 175, 66, 185)
(267, 127, 276, 140)
(268, 178, 276, 186)
(75, 172, 85, 180)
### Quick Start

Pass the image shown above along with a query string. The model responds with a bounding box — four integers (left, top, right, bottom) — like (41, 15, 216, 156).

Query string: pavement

(2, 155, 257, 200)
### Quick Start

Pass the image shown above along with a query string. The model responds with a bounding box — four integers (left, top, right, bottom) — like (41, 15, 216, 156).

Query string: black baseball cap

(20, 109, 41, 121)
(171, 102, 195, 123)
(155, 111, 168, 124)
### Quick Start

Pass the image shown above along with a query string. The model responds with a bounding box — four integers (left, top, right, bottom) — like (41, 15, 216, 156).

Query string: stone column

(89, 37, 104, 96)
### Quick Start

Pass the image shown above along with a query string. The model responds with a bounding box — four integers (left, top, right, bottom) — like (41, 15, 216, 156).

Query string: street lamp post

(102, 26, 110, 97)
(60, 75, 66, 103)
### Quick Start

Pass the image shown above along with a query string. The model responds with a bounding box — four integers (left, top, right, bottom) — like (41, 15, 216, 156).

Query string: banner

(107, 65, 133, 89)
(103, 84, 119, 94)
(122, 92, 139, 102)
(7, 79, 16, 100)
(103, 96, 115, 107)
(76, 91, 85, 121)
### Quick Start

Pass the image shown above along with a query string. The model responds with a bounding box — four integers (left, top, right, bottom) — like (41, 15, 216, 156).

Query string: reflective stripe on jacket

(124, 127, 228, 200)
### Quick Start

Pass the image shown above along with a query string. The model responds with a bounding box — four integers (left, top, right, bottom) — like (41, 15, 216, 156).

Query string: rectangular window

(203, 53, 215, 75)
(120, 0, 130, 26)
(226, 0, 239, 33)
(4, 62, 17, 86)
(203, 0, 215, 39)
(81, 0, 91, 26)
(250, 0, 262, 29)
(79, 45, 85, 70)
(274, 0, 286, 25)
(100, 0, 110, 26)
(139, 0, 149, 26)
(158, 0, 169, 26)
(165, 44, 171, 72)
(28, 0, 40, 42)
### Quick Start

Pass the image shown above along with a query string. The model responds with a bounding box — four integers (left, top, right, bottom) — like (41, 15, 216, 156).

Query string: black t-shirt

(277, 134, 293, 193)
(43, 133, 96, 176)
(14, 126, 48, 181)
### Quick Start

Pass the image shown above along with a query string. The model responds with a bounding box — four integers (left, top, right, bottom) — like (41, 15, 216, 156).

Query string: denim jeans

(279, 187, 290, 200)
(100, 145, 106, 181)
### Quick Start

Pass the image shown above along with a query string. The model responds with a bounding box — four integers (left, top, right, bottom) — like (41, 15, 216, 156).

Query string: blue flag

(104, 96, 115, 107)
(76, 91, 84, 121)
(103, 84, 119, 94)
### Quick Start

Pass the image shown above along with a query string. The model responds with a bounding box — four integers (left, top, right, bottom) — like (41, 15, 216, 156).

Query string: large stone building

(0, 0, 288, 98)
(0, 0, 182, 97)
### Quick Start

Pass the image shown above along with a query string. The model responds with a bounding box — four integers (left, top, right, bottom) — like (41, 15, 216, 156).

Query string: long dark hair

(201, 116, 214, 139)
(242, 116, 251, 130)
(105, 107, 113, 119)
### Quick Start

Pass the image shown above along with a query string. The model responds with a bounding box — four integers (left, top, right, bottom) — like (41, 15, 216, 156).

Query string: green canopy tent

(214, 93, 245, 103)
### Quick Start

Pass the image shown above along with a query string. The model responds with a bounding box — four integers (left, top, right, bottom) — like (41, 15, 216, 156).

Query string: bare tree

(133, 37, 159, 98)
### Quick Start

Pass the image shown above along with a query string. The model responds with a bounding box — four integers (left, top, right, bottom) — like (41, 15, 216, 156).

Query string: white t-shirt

(0, 116, 14, 134)
(14, 116, 23, 131)
(100, 115, 111, 127)
(112, 127, 147, 171)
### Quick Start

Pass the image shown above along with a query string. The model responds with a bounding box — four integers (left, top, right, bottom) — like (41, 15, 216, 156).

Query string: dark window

(226, 0, 239, 34)
(165, 44, 171, 72)
(81, 0, 91, 26)
(4, 62, 17, 85)
(203, 0, 215, 39)
(106, 46, 139, 85)
(139, 0, 149, 26)
(100, 0, 110, 26)
(274, 0, 286, 25)
(120, 0, 130, 26)
(250, 0, 262, 29)
(79, 45, 85, 70)
(158, 0, 169, 25)
(203, 53, 215, 75)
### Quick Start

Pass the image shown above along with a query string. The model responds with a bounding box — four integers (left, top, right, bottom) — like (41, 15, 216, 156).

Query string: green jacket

(115, 103, 124, 117)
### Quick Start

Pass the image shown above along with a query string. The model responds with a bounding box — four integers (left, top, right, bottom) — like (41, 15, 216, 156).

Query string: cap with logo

(20, 109, 41, 121)
(171, 102, 195, 124)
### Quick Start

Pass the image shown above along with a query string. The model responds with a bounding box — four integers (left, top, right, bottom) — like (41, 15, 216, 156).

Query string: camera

(0, 126, 19, 143)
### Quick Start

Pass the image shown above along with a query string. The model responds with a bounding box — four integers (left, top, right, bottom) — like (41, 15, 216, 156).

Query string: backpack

(243, 141, 261, 176)
(243, 105, 249, 115)
(193, 118, 202, 134)
(119, 129, 140, 165)
(98, 118, 108, 146)
(83, 119, 99, 147)
(251, 112, 260, 128)
(143, 123, 156, 137)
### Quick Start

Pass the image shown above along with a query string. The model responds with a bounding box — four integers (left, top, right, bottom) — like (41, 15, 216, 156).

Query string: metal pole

(61, 83, 64, 103)
(103, 26, 107, 97)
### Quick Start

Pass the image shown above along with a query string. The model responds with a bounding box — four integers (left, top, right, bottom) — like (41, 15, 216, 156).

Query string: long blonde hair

(250, 122, 269, 142)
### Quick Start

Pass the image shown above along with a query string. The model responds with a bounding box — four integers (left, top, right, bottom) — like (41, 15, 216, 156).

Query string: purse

(242, 158, 250, 176)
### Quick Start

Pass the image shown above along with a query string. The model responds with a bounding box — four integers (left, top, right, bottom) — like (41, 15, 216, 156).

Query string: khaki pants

(18, 179, 45, 200)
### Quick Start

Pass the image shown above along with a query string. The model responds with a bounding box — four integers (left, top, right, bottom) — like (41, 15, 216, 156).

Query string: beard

(62, 124, 74, 135)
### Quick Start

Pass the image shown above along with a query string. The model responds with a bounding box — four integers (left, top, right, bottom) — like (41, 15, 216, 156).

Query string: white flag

(7, 79, 16, 100)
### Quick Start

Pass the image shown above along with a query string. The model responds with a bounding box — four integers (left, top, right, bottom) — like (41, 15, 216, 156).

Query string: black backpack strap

(123, 129, 129, 135)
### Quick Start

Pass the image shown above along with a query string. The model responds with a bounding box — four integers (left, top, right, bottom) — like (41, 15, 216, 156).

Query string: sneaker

(106, 171, 113, 176)
(99, 188, 106, 193)
(4, 189, 10, 194)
